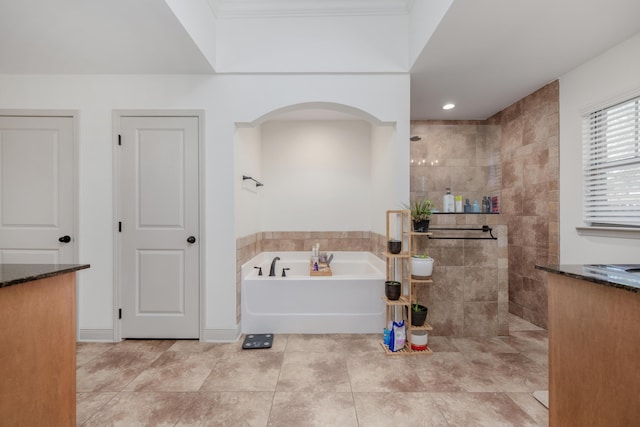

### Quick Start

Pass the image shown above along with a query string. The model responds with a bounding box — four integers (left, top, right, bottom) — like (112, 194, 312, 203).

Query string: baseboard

(78, 327, 241, 343)
(78, 329, 115, 342)
(202, 325, 241, 343)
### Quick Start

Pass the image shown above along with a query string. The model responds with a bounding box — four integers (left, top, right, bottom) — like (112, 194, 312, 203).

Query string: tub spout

(269, 256, 280, 277)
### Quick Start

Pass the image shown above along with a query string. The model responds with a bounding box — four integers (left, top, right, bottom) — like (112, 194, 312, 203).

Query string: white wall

(559, 32, 640, 263)
(259, 120, 371, 231)
(0, 72, 410, 340)
(215, 14, 408, 72)
(370, 124, 399, 235)
(235, 126, 262, 238)
(408, 0, 453, 68)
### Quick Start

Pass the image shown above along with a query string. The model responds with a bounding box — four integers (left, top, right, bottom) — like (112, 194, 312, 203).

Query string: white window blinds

(583, 95, 640, 226)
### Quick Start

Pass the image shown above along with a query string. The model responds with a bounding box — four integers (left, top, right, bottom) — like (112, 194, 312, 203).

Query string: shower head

(410, 136, 422, 142)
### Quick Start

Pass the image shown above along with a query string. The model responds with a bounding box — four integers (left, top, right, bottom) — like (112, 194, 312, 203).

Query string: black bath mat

(242, 334, 273, 350)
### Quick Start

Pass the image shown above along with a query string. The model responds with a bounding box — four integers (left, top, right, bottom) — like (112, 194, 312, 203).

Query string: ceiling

(1, 0, 639, 120)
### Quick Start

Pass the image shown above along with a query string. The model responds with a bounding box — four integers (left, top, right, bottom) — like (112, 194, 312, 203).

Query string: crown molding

(208, 0, 412, 19)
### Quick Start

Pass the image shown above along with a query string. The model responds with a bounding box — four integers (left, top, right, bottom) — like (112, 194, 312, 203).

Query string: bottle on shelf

(455, 195, 463, 212)
(443, 188, 455, 212)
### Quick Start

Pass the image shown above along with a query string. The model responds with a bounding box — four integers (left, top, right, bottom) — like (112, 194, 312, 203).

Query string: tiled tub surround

(237, 222, 507, 338)
(241, 252, 386, 334)
(235, 231, 386, 323)
(413, 214, 509, 337)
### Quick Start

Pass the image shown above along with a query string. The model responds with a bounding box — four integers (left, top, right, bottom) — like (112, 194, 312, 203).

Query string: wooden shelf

(383, 209, 434, 357)
(409, 322, 433, 331)
(381, 296, 410, 305)
(380, 342, 434, 355)
(382, 251, 410, 258)
(410, 276, 433, 283)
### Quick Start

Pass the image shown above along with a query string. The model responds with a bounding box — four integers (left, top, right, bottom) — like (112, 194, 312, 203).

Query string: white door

(118, 115, 200, 339)
(0, 116, 75, 264)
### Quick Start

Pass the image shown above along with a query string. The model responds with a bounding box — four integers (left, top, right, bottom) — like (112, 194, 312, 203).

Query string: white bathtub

(241, 251, 385, 334)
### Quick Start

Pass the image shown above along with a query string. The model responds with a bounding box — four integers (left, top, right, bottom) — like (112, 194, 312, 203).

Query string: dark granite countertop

(535, 264, 640, 293)
(0, 264, 90, 288)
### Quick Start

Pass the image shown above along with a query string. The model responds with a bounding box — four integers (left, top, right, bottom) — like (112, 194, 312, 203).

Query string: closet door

(0, 115, 75, 264)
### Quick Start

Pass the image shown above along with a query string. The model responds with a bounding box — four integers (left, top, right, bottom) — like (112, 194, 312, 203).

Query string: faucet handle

(254, 266, 263, 276)
(281, 267, 290, 277)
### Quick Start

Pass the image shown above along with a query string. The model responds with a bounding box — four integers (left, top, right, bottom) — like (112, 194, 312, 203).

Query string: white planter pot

(411, 256, 434, 277)
(410, 330, 428, 350)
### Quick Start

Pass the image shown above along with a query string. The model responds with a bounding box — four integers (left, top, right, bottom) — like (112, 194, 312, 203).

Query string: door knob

(186, 236, 196, 244)
(58, 235, 71, 243)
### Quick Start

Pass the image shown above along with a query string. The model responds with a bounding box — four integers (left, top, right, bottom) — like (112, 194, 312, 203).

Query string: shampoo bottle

(443, 188, 455, 213)
(455, 195, 463, 212)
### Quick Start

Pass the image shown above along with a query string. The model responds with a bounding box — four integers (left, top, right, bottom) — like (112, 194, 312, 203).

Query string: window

(583, 95, 640, 227)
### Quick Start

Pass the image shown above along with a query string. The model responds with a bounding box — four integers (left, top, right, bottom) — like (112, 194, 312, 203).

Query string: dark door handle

(58, 235, 71, 243)
(186, 236, 196, 244)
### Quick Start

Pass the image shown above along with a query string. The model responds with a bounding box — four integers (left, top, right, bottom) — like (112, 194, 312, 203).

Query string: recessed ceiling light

(442, 103, 455, 110)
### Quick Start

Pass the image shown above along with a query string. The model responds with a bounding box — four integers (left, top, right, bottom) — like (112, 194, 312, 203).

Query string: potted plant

(411, 253, 434, 278)
(384, 280, 401, 300)
(404, 197, 434, 232)
(407, 303, 428, 327)
(410, 329, 429, 351)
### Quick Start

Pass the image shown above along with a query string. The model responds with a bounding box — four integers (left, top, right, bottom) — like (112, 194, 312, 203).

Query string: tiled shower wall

(235, 231, 386, 323)
(409, 122, 508, 336)
(413, 214, 509, 336)
(408, 122, 501, 210)
(488, 81, 560, 328)
(410, 80, 559, 330)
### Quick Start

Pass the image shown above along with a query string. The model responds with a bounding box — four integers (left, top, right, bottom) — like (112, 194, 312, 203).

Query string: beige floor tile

(347, 353, 426, 392)
(76, 342, 116, 367)
(466, 352, 548, 392)
(509, 313, 544, 331)
(450, 336, 519, 353)
(506, 330, 549, 368)
(74, 314, 549, 425)
(353, 392, 449, 426)
(111, 339, 177, 352)
(124, 352, 218, 392)
(199, 351, 283, 392)
(166, 340, 233, 353)
(507, 392, 549, 426)
(268, 392, 358, 427)
(427, 336, 460, 352)
(82, 391, 195, 426)
(76, 351, 160, 392)
(76, 392, 117, 425)
(277, 351, 351, 392)
(432, 392, 539, 426)
(175, 391, 273, 427)
(286, 334, 368, 353)
(411, 352, 499, 392)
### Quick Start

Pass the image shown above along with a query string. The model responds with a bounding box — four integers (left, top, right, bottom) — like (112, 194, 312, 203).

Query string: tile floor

(77, 314, 548, 426)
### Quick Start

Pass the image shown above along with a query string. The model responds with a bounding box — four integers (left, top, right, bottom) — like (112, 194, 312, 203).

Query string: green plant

(412, 303, 426, 312)
(411, 252, 429, 258)
(403, 197, 434, 221)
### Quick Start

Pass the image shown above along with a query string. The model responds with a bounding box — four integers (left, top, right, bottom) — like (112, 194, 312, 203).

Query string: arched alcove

(238, 101, 394, 128)
(235, 102, 397, 239)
